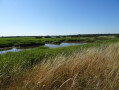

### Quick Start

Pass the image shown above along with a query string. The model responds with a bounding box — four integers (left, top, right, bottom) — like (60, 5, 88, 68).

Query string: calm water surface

(45, 42, 86, 48)
(0, 43, 86, 54)
(0, 48, 21, 54)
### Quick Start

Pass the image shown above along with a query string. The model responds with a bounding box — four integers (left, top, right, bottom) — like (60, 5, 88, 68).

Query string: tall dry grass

(1, 43, 119, 90)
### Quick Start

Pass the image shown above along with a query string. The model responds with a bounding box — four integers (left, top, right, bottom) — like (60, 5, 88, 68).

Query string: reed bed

(0, 43, 119, 90)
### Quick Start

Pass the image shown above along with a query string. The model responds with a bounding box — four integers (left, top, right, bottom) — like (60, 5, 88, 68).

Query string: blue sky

(0, 0, 119, 36)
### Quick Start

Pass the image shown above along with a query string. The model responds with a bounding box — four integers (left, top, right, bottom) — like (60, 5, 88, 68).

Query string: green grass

(0, 36, 119, 78)
(0, 35, 119, 89)
(0, 35, 119, 48)
(0, 42, 119, 89)
(39, 35, 119, 44)
(0, 43, 100, 78)
(0, 37, 45, 48)
(0, 40, 116, 77)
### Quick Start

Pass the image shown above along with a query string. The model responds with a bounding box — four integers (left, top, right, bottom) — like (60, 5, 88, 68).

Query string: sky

(0, 0, 119, 36)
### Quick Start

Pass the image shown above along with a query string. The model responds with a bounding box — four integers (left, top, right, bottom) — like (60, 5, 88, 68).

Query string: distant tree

(55, 36, 60, 38)
(35, 36, 42, 38)
(115, 34, 119, 38)
(44, 36, 51, 38)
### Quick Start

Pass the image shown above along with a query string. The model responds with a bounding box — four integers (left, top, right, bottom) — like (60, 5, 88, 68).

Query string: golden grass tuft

(1, 43, 119, 90)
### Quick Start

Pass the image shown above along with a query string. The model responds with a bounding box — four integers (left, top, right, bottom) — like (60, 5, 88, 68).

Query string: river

(0, 43, 86, 54)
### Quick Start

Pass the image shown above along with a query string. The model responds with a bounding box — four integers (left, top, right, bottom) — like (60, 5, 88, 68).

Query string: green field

(0, 35, 119, 89)
(0, 37, 45, 48)
(0, 35, 119, 48)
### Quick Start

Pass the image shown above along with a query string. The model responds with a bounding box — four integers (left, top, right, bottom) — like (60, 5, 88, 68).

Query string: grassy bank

(0, 37, 45, 48)
(0, 35, 119, 48)
(0, 43, 99, 78)
(0, 42, 119, 89)
(39, 35, 119, 44)
(25, 43, 119, 90)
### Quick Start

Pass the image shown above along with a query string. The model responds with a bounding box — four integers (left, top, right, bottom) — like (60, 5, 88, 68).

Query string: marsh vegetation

(0, 34, 119, 89)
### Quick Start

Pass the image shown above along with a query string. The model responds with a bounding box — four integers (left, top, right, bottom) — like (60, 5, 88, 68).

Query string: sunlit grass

(0, 43, 119, 89)
(0, 36, 119, 48)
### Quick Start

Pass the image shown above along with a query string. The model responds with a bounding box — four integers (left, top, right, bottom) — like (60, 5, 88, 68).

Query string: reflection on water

(0, 48, 21, 54)
(45, 43, 86, 48)
(0, 43, 86, 54)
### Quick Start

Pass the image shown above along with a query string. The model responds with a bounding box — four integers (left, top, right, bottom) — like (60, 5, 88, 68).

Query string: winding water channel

(0, 43, 86, 54)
